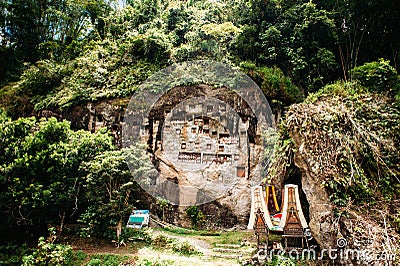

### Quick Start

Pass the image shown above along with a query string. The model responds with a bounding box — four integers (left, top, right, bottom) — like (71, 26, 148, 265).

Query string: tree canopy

(1, 0, 399, 98)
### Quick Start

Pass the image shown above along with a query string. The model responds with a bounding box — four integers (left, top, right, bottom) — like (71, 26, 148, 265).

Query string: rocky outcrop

(38, 98, 128, 146)
(141, 84, 266, 225)
(276, 96, 400, 265)
(36, 84, 269, 228)
(291, 131, 336, 250)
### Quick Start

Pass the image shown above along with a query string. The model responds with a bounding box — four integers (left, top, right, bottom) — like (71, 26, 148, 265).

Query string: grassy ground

(39, 228, 258, 266)
(0, 226, 259, 265)
(157, 227, 256, 245)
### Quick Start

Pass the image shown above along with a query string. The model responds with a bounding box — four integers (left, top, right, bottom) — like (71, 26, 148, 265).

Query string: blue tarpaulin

(126, 210, 150, 229)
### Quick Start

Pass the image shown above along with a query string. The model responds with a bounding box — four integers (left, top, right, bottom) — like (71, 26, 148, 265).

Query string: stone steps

(215, 243, 242, 248)
(213, 248, 242, 253)
(210, 243, 248, 260)
(211, 253, 242, 259)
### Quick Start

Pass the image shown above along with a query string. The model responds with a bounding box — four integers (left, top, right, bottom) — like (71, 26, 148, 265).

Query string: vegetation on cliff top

(2, 0, 400, 114)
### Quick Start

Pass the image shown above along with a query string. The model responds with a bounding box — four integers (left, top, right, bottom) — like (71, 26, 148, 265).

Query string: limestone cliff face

(37, 84, 269, 227)
(291, 145, 399, 265)
(138, 84, 266, 225)
(277, 98, 400, 265)
(40, 99, 128, 146)
(291, 131, 336, 250)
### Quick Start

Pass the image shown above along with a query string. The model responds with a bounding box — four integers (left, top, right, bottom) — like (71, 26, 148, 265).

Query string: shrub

(86, 254, 130, 266)
(0, 243, 31, 265)
(22, 238, 74, 266)
(185, 206, 204, 228)
(351, 59, 400, 95)
(18, 60, 71, 96)
(86, 258, 102, 266)
(21, 228, 89, 266)
(171, 240, 199, 256)
(151, 234, 172, 247)
(305, 81, 365, 103)
(244, 65, 304, 105)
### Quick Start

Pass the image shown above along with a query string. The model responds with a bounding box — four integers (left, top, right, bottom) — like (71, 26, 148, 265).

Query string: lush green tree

(0, 116, 114, 241)
(232, 25, 260, 62)
(233, 1, 339, 93)
(242, 63, 303, 104)
(126, 0, 166, 27)
(0, 0, 112, 84)
(280, 2, 338, 92)
(156, 196, 172, 222)
(78, 146, 151, 238)
(351, 59, 400, 96)
(316, 0, 400, 79)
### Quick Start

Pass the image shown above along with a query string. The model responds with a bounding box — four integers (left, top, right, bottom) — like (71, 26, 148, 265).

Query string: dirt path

(63, 230, 245, 265)
(64, 235, 138, 256)
(160, 233, 212, 256)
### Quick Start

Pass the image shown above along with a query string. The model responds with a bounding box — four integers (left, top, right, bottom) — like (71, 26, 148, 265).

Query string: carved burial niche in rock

(139, 84, 259, 205)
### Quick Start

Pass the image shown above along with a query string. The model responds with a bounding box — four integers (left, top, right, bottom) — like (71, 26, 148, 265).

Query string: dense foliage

(78, 147, 152, 239)
(0, 114, 148, 245)
(0, 116, 108, 237)
(1, 0, 400, 264)
(2, 0, 400, 113)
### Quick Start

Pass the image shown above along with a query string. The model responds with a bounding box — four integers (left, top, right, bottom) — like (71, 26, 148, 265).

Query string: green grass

(155, 227, 256, 251)
(85, 254, 131, 266)
(156, 228, 254, 245)
(158, 227, 221, 236)
(210, 230, 254, 245)
(73, 250, 88, 265)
